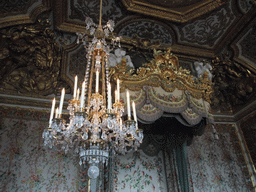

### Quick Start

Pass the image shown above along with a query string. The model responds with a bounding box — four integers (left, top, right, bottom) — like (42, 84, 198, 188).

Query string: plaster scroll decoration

(238, 0, 254, 13)
(69, 0, 124, 25)
(118, 21, 173, 46)
(178, 3, 235, 47)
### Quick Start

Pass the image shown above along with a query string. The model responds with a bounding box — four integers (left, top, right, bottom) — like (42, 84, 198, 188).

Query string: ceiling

(0, 0, 256, 161)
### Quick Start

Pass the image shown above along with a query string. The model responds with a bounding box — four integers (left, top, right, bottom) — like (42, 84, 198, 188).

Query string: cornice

(121, 0, 225, 23)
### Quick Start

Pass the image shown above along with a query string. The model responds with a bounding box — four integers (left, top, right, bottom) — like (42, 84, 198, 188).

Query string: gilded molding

(121, 0, 225, 23)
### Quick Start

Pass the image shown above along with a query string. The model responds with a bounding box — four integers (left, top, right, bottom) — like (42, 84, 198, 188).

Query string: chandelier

(42, 0, 143, 179)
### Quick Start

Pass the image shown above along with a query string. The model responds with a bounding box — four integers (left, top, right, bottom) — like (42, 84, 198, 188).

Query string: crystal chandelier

(42, 0, 143, 179)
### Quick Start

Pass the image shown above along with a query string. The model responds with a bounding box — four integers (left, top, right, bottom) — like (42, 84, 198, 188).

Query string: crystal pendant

(88, 165, 100, 179)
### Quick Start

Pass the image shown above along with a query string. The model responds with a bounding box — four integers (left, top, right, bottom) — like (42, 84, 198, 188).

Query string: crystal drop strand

(84, 54, 92, 93)
(105, 56, 110, 85)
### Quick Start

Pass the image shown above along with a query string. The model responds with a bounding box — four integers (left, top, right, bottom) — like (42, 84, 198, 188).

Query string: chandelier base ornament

(42, 0, 143, 179)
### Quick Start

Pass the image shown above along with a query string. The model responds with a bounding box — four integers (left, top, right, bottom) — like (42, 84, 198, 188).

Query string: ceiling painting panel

(174, 0, 235, 47)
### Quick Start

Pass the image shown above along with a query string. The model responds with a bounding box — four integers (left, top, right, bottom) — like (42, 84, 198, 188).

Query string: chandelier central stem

(99, 0, 102, 27)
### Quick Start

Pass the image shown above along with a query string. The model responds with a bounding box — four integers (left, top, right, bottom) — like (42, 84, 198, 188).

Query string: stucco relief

(238, 0, 253, 13)
(118, 21, 173, 45)
(176, 1, 235, 47)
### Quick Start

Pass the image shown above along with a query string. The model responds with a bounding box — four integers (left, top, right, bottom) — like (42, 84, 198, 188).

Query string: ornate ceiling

(0, 0, 256, 160)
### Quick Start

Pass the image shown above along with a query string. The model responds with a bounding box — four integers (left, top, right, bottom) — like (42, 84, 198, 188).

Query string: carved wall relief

(0, 19, 64, 96)
(211, 53, 256, 112)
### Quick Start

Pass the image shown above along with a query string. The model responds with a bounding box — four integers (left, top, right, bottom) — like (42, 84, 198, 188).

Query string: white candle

(74, 76, 78, 98)
(76, 88, 80, 100)
(117, 79, 120, 102)
(127, 90, 131, 118)
(80, 81, 85, 109)
(115, 90, 117, 103)
(120, 119, 122, 131)
(132, 101, 137, 122)
(49, 98, 56, 126)
(96, 70, 99, 93)
(55, 107, 59, 118)
(58, 88, 65, 117)
(108, 83, 112, 110)
(88, 179, 90, 192)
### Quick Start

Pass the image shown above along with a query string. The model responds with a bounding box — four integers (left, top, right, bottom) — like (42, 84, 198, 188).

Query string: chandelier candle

(55, 107, 58, 118)
(132, 101, 137, 125)
(108, 83, 111, 110)
(80, 81, 85, 110)
(117, 79, 120, 102)
(49, 98, 56, 126)
(96, 70, 99, 93)
(115, 90, 117, 103)
(74, 75, 78, 98)
(58, 88, 65, 118)
(127, 90, 131, 119)
(76, 88, 80, 100)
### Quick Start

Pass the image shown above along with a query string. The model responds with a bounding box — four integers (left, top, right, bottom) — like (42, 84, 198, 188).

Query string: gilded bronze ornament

(110, 48, 213, 103)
